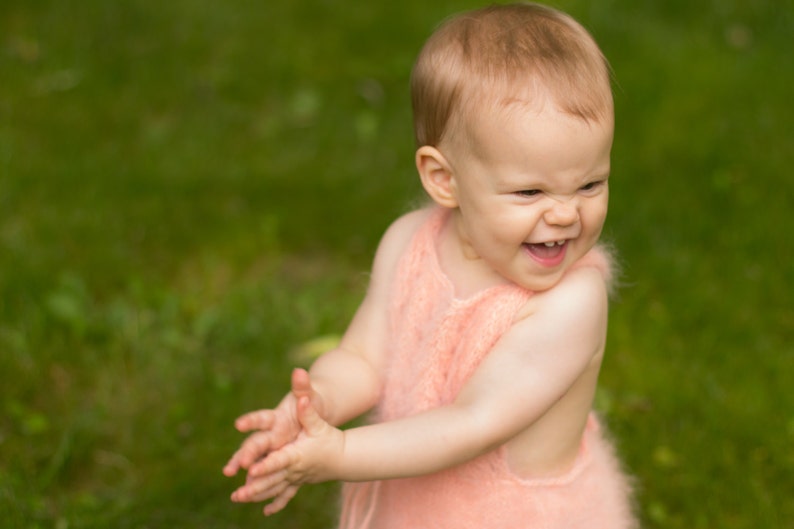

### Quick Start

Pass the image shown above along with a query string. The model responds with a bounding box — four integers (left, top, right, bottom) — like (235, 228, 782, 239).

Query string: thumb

(291, 368, 313, 399)
(297, 395, 326, 436)
(292, 368, 326, 418)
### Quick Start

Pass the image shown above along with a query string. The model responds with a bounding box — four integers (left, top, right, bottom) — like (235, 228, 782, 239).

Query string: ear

(415, 146, 459, 208)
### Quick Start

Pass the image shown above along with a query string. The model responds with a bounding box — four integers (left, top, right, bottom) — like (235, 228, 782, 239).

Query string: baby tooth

(544, 242, 555, 247)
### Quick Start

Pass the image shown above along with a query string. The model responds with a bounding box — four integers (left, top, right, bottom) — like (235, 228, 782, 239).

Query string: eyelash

(515, 181, 604, 197)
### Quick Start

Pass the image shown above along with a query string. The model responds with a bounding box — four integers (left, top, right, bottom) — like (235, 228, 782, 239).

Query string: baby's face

(442, 101, 613, 291)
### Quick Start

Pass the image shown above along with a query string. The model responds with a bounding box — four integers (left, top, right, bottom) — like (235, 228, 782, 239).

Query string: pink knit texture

(339, 208, 635, 529)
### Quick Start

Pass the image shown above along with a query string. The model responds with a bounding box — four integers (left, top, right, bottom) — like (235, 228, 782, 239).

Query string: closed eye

(516, 189, 541, 197)
(580, 180, 606, 193)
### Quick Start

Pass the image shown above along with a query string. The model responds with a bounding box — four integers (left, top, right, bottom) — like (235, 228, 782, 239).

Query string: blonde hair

(410, 3, 613, 147)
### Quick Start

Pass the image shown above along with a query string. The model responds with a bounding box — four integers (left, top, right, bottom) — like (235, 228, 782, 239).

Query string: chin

(518, 273, 564, 292)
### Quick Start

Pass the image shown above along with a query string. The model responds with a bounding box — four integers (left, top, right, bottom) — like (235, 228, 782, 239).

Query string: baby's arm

(223, 211, 428, 477)
(304, 210, 433, 425)
(235, 266, 609, 511)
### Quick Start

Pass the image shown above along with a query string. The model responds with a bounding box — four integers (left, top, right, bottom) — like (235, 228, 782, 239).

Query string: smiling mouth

(525, 240, 567, 263)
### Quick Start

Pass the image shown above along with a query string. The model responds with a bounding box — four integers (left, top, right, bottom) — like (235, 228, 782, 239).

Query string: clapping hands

(224, 368, 344, 516)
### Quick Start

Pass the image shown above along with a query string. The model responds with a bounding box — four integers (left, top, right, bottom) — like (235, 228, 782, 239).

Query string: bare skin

(224, 103, 613, 516)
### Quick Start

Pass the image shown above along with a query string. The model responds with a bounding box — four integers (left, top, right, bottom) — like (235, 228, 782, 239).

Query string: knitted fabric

(339, 208, 635, 529)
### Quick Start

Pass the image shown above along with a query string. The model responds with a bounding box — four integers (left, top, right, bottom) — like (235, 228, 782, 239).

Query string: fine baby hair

(411, 2, 613, 148)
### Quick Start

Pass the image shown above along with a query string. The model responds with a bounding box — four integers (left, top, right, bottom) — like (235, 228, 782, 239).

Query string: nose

(543, 198, 579, 227)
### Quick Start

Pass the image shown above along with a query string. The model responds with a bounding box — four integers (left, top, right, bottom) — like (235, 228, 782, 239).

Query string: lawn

(1, 0, 792, 527)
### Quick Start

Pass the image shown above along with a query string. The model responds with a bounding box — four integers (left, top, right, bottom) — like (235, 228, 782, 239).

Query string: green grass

(1, 1, 792, 527)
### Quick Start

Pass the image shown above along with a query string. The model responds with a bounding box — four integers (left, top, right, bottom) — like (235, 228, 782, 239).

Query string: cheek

(585, 200, 609, 230)
(589, 207, 607, 227)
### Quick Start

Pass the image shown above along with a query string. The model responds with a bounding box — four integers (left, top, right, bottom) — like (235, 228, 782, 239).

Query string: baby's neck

(436, 213, 511, 300)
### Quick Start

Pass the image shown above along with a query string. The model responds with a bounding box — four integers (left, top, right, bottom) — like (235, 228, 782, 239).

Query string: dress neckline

(424, 208, 529, 307)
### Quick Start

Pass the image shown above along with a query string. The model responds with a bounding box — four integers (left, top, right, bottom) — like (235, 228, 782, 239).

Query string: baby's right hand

(223, 368, 322, 477)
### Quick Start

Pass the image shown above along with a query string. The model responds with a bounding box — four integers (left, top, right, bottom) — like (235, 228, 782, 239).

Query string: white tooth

(557, 240, 565, 246)
(544, 242, 555, 247)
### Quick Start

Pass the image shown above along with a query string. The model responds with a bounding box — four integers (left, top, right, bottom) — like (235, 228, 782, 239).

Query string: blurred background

(1, 1, 791, 527)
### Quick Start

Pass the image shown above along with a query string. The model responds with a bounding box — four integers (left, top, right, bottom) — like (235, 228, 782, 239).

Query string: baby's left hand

(230, 396, 345, 516)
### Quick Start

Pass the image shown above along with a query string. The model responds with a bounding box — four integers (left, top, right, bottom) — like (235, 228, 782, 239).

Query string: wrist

(327, 428, 348, 482)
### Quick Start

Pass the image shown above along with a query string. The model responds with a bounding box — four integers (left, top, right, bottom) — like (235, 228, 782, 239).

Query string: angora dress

(339, 208, 636, 529)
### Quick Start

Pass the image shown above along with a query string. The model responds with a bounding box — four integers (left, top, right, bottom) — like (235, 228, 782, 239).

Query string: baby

(224, 3, 636, 528)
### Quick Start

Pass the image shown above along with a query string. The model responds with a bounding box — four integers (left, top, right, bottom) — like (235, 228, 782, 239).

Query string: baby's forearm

(308, 348, 382, 427)
(333, 403, 496, 482)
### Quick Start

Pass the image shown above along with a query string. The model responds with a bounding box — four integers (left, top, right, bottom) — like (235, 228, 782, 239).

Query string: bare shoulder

(369, 208, 433, 275)
(355, 208, 433, 303)
(379, 208, 432, 249)
(514, 265, 609, 346)
(539, 265, 608, 312)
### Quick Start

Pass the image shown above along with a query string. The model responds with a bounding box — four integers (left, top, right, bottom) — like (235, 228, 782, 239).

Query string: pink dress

(339, 208, 636, 529)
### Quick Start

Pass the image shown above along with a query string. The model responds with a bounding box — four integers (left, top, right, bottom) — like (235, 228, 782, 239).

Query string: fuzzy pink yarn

(339, 208, 636, 529)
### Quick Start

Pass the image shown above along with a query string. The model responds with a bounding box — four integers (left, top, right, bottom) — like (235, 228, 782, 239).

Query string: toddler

(224, 3, 636, 528)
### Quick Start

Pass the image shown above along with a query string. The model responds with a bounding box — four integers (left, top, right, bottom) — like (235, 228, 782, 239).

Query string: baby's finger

(264, 484, 300, 516)
(235, 409, 276, 432)
(248, 445, 293, 478)
(231, 431, 277, 470)
(223, 454, 242, 477)
(231, 469, 288, 503)
(224, 444, 258, 476)
(296, 395, 326, 435)
(290, 368, 313, 397)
